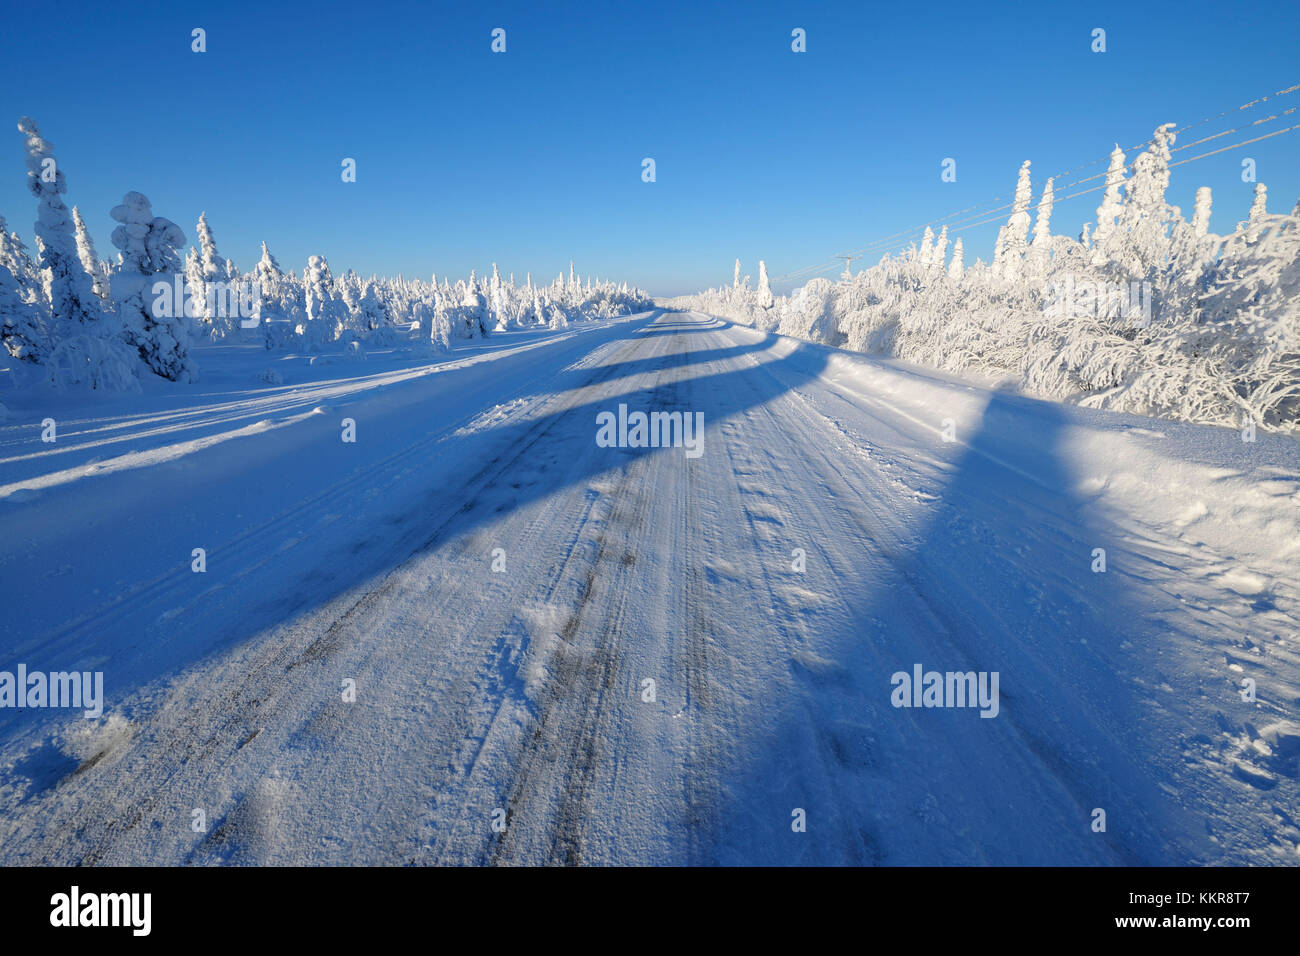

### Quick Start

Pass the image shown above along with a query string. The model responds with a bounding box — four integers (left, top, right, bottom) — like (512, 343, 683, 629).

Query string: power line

(854, 108, 1296, 258)
(917, 122, 1300, 243)
(771, 82, 1300, 284)
(776, 103, 1298, 282)
(774, 119, 1300, 286)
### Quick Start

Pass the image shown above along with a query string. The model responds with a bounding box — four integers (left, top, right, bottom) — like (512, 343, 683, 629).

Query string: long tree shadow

(4, 311, 1213, 866)
(535, 336, 786, 399)
(0, 311, 818, 769)
(705, 384, 1203, 865)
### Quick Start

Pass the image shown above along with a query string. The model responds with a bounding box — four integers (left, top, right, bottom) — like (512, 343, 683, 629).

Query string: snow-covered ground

(1, 309, 1297, 865)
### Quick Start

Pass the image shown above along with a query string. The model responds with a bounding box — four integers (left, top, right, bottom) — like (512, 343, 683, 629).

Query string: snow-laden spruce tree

(194, 212, 237, 339)
(20, 118, 145, 388)
(1192, 186, 1213, 237)
(358, 279, 381, 331)
(0, 262, 43, 364)
(17, 117, 102, 353)
(1032, 178, 1054, 249)
(0, 215, 43, 304)
(0, 216, 46, 363)
(947, 237, 964, 279)
(547, 297, 569, 330)
(934, 225, 949, 271)
(72, 206, 109, 301)
(490, 263, 508, 331)
(918, 227, 935, 267)
(255, 241, 282, 300)
(411, 291, 452, 356)
(1247, 184, 1269, 239)
(338, 270, 363, 329)
(1109, 123, 1176, 275)
(993, 161, 1033, 280)
(757, 260, 774, 309)
(301, 255, 350, 349)
(278, 264, 308, 349)
(252, 242, 294, 349)
(1022, 176, 1055, 279)
(110, 191, 196, 382)
(1090, 144, 1127, 259)
(359, 279, 401, 346)
(459, 269, 489, 338)
(184, 246, 202, 313)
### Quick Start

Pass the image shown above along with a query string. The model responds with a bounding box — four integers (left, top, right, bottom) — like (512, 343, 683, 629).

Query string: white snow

(1, 309, 1296, 864)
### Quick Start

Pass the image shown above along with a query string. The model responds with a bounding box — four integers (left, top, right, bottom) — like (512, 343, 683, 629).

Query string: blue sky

(2, 0, 1298, 296)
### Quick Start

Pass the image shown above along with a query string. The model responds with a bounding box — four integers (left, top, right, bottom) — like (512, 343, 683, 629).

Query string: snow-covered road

(2, 309, 1298, 865)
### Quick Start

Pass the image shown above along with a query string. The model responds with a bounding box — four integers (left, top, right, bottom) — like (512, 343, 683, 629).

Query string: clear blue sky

(2, 0, 1298, 296)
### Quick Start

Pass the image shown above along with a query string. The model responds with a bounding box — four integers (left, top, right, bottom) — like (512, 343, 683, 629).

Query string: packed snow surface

(1, 310, 1297, 864)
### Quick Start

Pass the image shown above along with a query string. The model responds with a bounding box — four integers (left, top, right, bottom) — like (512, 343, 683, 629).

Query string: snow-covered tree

(194, 212, 237, 339)
(72, 206, 109, 300)
(919, 227, 935, 267)
(0, 216, 46, 362)
(934, 225, 949, 270)
(1109, 123, 1176, 272)
(490, 262, 507, 331)
(1032, 178, 1054, 248)
(249, 242, 292, 349)
(255, 241, 282, 298)
(459, 269, 488, 337)
(0, 215, 38, 287)
(993, 161, 1033, 279)
(338, 269, 363, 328)
(110, 191, 195, 382)
(359, 280, 389, 334)
(757, 260, 773, 309)
(413, 289, 452, 355)
(0, 262, 42, 363)
(1192, 186, 1213, 237)
(947, 237, 964, 279)
(1246, 183, 1269, 240)
(1091, 144, 1127, 256)
(184, 246, 202, 315)
(302, 255, 344, 349)
(17, 117, 101, 345)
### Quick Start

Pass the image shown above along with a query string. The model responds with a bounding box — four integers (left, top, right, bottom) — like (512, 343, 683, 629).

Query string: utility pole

(835, 254, 860, 281)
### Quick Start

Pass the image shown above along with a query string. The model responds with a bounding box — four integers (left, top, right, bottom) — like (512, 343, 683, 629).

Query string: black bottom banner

(0, 865, 1286, 942)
